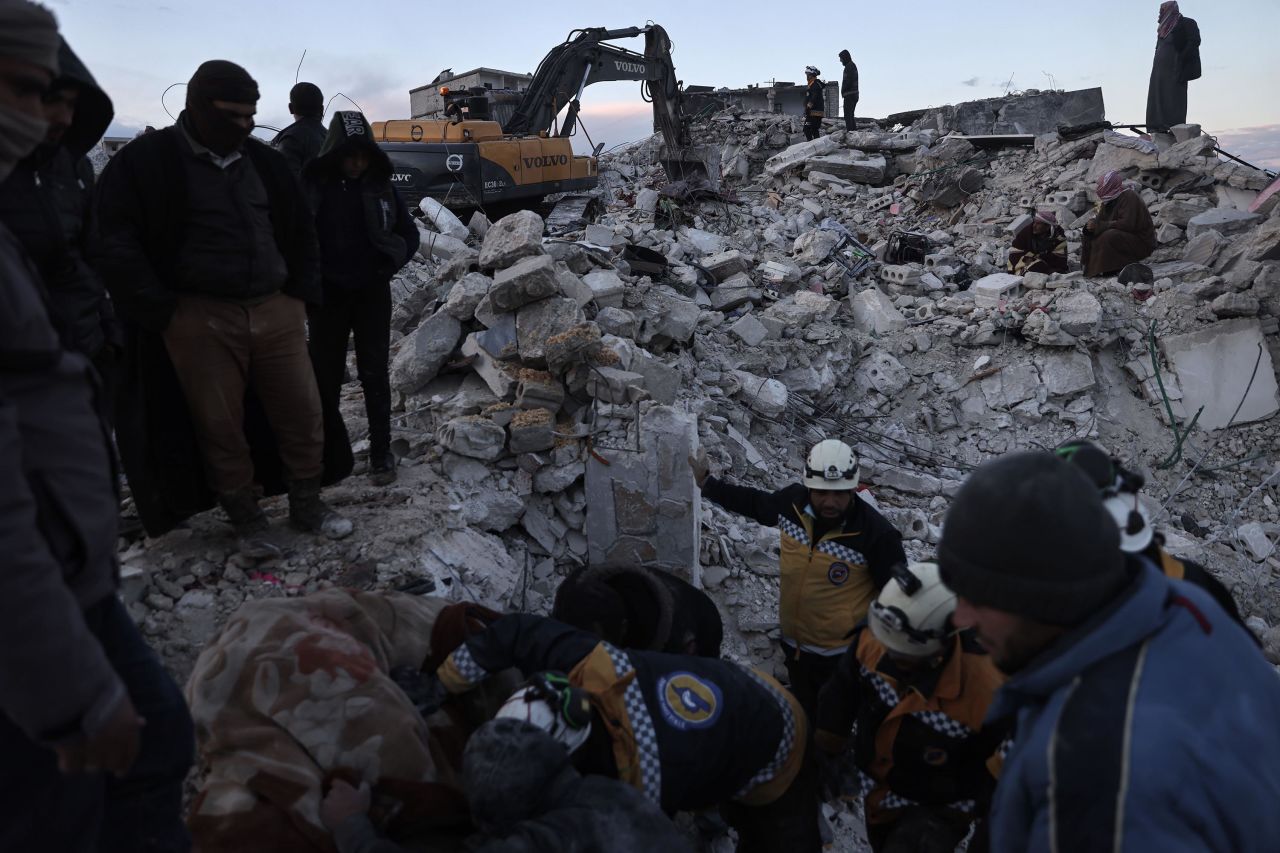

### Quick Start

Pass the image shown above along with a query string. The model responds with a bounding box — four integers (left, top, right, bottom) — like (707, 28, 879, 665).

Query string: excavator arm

(505, 24, 718, 186)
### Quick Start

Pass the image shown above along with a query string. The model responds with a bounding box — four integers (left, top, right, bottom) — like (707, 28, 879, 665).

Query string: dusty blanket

(186, 589, 501, 852)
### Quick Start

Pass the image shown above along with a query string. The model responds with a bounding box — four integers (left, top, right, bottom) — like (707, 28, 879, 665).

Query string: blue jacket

(987, 560, 1280, 852)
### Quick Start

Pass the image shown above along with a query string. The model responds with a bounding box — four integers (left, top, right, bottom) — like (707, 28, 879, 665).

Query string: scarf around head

(1097, 170, 1127, 202)
(1158, 1, 1182, 39)
(0, 0, 60, 76)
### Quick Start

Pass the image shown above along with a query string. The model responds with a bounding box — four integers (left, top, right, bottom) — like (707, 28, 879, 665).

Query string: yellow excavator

(372, 25, 718, 213)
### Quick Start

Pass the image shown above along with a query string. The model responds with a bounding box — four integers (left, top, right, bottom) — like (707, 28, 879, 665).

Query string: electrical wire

(294, 49, 307, 86)
(160, 82, 185, 121)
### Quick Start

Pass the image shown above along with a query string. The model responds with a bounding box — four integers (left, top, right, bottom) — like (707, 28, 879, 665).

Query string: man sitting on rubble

(1082, 170, 1157, 277)
(1054, 439, 1253, 636)
(815, 562, 1007, 853)
(1007, 210, 1067, 275)
(692, 439, 906, 718)
(320, 716, 694, 853)
(552, 562, 724, 657)
(434, 613, 822, 853)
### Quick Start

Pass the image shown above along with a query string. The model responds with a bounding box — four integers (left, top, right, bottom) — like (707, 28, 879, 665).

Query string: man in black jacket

(693, 439, 906, 719)
(304, 111, 418, 485)
(272, 81, 326, 179)
(94, 60, 353, 548)
(0, 7, 193, 852)
(802, 66, 825, 142)
(838, 50, 858, 132)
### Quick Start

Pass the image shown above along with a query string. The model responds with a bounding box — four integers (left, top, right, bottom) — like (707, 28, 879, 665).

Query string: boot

(288, 476, 354, 540)
(368, 448, 397, 486)
(218, 489, 281, 559)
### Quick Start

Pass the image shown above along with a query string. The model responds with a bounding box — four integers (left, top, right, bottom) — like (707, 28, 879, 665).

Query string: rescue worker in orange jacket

(436, 614, 821, 853)
(692, 439, 906, 718)
(815, 562, 1007, 853)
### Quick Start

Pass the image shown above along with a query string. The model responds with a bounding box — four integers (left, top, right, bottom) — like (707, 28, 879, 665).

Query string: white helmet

(869, 562, 956, 658)
(805, 65, 821, 78)
(804, 439, 859, 491)
(1103, 492, 1154, 553)
(494, 672, 593, 754)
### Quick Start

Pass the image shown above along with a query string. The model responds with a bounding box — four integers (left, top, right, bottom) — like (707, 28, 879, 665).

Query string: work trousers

(844, 97, 858, 131)
(783, 644, 842, 723)
(307, 280, 393, 456)
(0, 597, 194, 853)
(803, 115, 823, 141)
(162, 292, 324, 494)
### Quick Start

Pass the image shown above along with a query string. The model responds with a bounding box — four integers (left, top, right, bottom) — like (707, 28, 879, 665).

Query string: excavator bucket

(658, 142, 722, 191)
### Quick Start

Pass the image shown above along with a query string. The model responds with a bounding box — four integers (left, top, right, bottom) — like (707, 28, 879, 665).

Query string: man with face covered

(693, 439, 906, 717)
(0, 3, 193, 850)
(95, 59, 353, 549)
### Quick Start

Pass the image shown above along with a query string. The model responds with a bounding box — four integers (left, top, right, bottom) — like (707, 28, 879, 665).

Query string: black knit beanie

(187, 60, 259, 106)
(938, 451, 1126, 626)
(289, 81, 323, 117)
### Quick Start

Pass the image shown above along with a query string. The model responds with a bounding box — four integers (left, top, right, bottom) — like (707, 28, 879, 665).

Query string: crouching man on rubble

(693, 439, 906, 718)
(434, 614, 822, 853)
(815, 562, 1007, 853)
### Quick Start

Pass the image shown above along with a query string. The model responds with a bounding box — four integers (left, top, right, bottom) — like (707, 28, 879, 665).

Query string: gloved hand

(688, 447, 710, 488)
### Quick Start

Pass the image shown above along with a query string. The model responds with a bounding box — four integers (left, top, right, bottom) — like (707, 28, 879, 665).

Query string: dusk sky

(47, 0, 1280, 170)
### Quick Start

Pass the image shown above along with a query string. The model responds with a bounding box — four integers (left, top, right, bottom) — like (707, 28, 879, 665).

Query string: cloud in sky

(1212, 124, 1280, 172)
(960, 77, 980, 87)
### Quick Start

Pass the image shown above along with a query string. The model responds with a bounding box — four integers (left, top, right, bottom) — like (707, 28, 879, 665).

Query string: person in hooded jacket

(272, 81, 326, 179)
(0, 37, 120, 405)
(0, 7, 193, 852)
(303, 110, 419, 485)
(319, 718, 694, 853)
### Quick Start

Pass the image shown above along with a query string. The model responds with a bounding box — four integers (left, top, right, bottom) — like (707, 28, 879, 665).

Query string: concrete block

(980, 362, 1042, 408)
(763, 133, 840, 176)
(701, 249, 751, 282)
(680, 227, 728, 256)
(544, 322, 603, 376)
(631, 352, 681, 406)
(1054, 291, 1103, 337)
(584, 406, 699, 570)
(419, 196, 470, 241)
(730, 312, 770, 346)
(867, 193, 896, 213)
(1186, 208, 1263, 240)
(584, 223, 624, 249)
(468, 211, 491, 239)
(762, 291, 838, 328)
(596, 307, 638, 338)
(711, 273, 764, 312)
(635, 188, 660, 214)
(793, 229, 843, 266)
(760, 259, 803, 285)
(389, 310, 462, 394)
(516, 297, 586, 366)
(1210, 292, 1260, 318)
(973, 273, 1024, 308)
(1006, 213, 1033, 235)
(733, 370, 788, 417)
(507, 409, 556, 454)
(515, 371, 566, 412)
(438, 415, 507, 460)
(881, 264, 924, 286)
(1156, 223, 1184, 244)
(490, 255, 560, 312)
(442, 272, 492, 320)
(558, 269, 594, 309)
(1182, 230, 1226, 266)
(1160, 319, 1280, 429)
(1137, 170, 1167, 192)
(479, 209, 545, 270)
(585, 366, 647, 404)
(1170, 123, 1202, 143)
(462, 333, 519, 398)
(417, 226, 473, 262)
(805, 151, 887, 185)
(583, 269, 626, 309)
(638, 287, 701, 348)
(849, 287, 909, 335)
(857, 351, 910, 397)
(1158, 197, 1212, 228)
(925, 253, 957, 270)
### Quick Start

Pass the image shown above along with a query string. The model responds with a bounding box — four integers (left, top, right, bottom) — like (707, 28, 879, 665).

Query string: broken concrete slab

(857, 351, 910, 397)
(711, 273, 763, 312)
(596, 307, 638, 338)
(730, 312, 770, 347)
(805, 151, 887, 185)
(507, 409, 556, 454)
(585, 366, 647, 404)
(490, 255, 561, 313)
(792, 229, 842, 266)
(763, 133, 840, 177)
(638, 287, 701, 349)
(478, 209, 545, 270)
(1054, 291, 1103, 338)
(849, 287, 909, 336)
(1186, 208, 1263, 240)
(419, 196, 470, 241)
(585, 406, 699, 569)
(1037, 350, 1096, 397)
(630, 352, 681, 406)
(762, 291, 837, 327)
(442, 272, 492, 320)
(733, 370, 788, 417)
(1210, 292, 1260, 318)
(700, 249, 751, 282)
(389, 310, 462, 394)
(1160, 318, 1280, 430)
(462, 333, 519, 398)
(980, 362, 1042, 408)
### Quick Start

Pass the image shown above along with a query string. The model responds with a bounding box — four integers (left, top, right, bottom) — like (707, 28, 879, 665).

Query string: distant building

(685, 80, 841, 119)
(409, 67, 534, 126)
(101, 135, 131, 156)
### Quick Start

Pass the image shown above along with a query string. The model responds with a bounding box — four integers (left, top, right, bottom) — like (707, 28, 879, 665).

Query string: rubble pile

(125, 100, 1280, 788)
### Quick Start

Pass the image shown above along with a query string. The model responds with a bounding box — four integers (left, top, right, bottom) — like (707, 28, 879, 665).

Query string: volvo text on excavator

(372, 25, 718, 213)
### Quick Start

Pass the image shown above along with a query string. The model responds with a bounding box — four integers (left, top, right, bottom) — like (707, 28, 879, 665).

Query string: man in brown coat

(1082, 170, 1157, 277)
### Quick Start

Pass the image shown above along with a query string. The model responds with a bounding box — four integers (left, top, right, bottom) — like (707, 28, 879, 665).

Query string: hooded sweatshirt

(303, 111, 418, 291)
(0, 39, 118, 357)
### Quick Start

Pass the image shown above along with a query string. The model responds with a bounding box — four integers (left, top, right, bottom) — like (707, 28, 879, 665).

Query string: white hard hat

(1103, 492, 1154, 553)
(804, 439, 859, 491)
(869, 562, 956, 658)
(494, 673, 593, 754)
(805, 65, 821, 77)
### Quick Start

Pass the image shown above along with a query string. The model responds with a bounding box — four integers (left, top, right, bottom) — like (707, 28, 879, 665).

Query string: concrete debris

(1160, 319, 1280, 430)
(479, 209, 546, 270)
(490, 255, 561, 312)
(389, 309, 462, 394)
